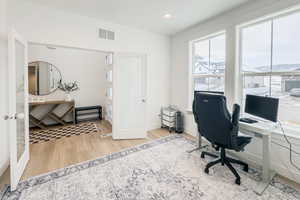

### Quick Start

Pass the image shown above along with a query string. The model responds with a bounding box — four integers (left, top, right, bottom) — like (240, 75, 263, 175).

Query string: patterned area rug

(29, 122, 99, 144)
(2, 135, 300, 200)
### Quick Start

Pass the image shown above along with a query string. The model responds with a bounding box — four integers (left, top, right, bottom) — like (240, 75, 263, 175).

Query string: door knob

(15, 113, 25, 120)
(142, 99, 146, 103)
(3, 113, 25, 120)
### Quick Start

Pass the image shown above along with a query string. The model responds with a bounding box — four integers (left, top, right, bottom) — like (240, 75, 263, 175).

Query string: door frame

(112, 53, 147, 139)
(8, 29, 30, 191)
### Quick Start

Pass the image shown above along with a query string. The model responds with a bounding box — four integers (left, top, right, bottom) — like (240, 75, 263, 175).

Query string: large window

(241, 12, 300, 126)
(191, 33, 226, 94)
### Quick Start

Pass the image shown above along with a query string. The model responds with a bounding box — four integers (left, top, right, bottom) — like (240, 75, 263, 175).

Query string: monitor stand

(240, 118, 258, 124)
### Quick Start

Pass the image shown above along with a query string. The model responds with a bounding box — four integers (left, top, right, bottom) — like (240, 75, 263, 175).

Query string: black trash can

(175, 111, 184, 134)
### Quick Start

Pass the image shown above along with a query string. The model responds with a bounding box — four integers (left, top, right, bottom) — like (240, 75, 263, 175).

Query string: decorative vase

(65, 93, 72, 101)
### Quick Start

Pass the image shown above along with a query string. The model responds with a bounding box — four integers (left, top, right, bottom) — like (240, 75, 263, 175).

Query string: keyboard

(239, 118, 258, 124)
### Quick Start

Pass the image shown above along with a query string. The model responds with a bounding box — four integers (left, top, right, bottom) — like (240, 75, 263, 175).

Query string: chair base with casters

(201, 148, 249, 185)
(187, 132, 209, 153)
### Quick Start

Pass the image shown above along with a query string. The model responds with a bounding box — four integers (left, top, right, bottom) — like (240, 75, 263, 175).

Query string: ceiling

(27, 0, 251, 35)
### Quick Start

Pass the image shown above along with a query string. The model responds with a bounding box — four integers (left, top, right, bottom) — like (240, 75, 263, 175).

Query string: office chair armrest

(232, 104, 240, 126)
(230, 104, 241, 150)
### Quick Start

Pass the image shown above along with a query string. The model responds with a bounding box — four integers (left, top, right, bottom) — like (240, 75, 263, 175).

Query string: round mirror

(28, 61, 62, 96)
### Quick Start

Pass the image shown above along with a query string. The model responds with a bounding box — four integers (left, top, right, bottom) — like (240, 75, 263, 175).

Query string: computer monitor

(245, 94, 279, 122)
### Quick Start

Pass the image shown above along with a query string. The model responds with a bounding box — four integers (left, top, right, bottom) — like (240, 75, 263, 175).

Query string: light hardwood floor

(0, 121, 176, 189)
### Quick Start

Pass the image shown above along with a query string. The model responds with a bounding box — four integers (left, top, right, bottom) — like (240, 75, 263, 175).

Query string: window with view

(241, 12, 300, 127)
(191, 33, 226, 96)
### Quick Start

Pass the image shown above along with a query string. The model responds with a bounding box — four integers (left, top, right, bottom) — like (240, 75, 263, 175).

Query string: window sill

(186, 108, 193, 114)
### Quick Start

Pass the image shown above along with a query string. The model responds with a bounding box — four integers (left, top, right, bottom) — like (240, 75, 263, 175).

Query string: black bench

(74, 105, 102, 124)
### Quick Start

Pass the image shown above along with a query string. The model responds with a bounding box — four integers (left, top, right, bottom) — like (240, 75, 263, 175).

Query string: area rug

(2, 135, 300, 200)
(29, 122, 99, 144)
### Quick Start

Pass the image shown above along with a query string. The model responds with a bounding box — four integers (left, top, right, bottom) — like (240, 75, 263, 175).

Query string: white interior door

(113, 53, 147, 139)
(7, 30, 29, 191)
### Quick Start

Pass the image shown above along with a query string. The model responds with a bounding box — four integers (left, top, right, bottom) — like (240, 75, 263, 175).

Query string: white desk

(239, 121, 277, 195)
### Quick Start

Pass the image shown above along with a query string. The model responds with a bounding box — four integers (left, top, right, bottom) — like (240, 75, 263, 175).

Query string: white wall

(0, 0, 9, 177)
(171, 0, 300, 183)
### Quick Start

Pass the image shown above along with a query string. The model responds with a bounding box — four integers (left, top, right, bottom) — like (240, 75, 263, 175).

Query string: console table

(29, 100, 75, 129)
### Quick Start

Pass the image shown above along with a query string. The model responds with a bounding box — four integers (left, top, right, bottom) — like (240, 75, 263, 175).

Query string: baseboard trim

(0, 160, 9, 179)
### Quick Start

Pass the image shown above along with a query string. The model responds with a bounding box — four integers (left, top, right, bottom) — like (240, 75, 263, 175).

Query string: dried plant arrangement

(58, 81, 79, 93)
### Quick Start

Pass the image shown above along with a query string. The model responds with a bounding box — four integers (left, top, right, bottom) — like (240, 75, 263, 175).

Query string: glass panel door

(8, 30, 29, 191)
(15, 40, 26, 162)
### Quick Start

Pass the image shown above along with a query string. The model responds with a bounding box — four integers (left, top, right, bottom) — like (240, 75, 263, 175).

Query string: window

(190, 33, 226, 106)
(241, 12, 300, 127)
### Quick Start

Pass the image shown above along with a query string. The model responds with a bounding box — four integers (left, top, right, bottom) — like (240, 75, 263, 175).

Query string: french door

(113, 53, 147, 139)
(7, 29, 29, 191)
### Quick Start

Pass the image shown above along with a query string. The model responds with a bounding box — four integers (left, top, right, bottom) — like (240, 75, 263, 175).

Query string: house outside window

(240, 11, 300, 127)
(189, 33, 226, 108)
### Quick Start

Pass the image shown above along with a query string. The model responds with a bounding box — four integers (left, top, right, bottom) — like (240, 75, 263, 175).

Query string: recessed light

(163, 14, 172, 19)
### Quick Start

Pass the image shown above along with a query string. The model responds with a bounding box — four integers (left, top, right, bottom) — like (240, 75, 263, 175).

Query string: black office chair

(193, 92, 252, 185)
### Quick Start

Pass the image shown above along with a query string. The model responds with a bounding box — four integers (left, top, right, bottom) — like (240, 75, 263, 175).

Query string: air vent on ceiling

(99, 28, 115, 40)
